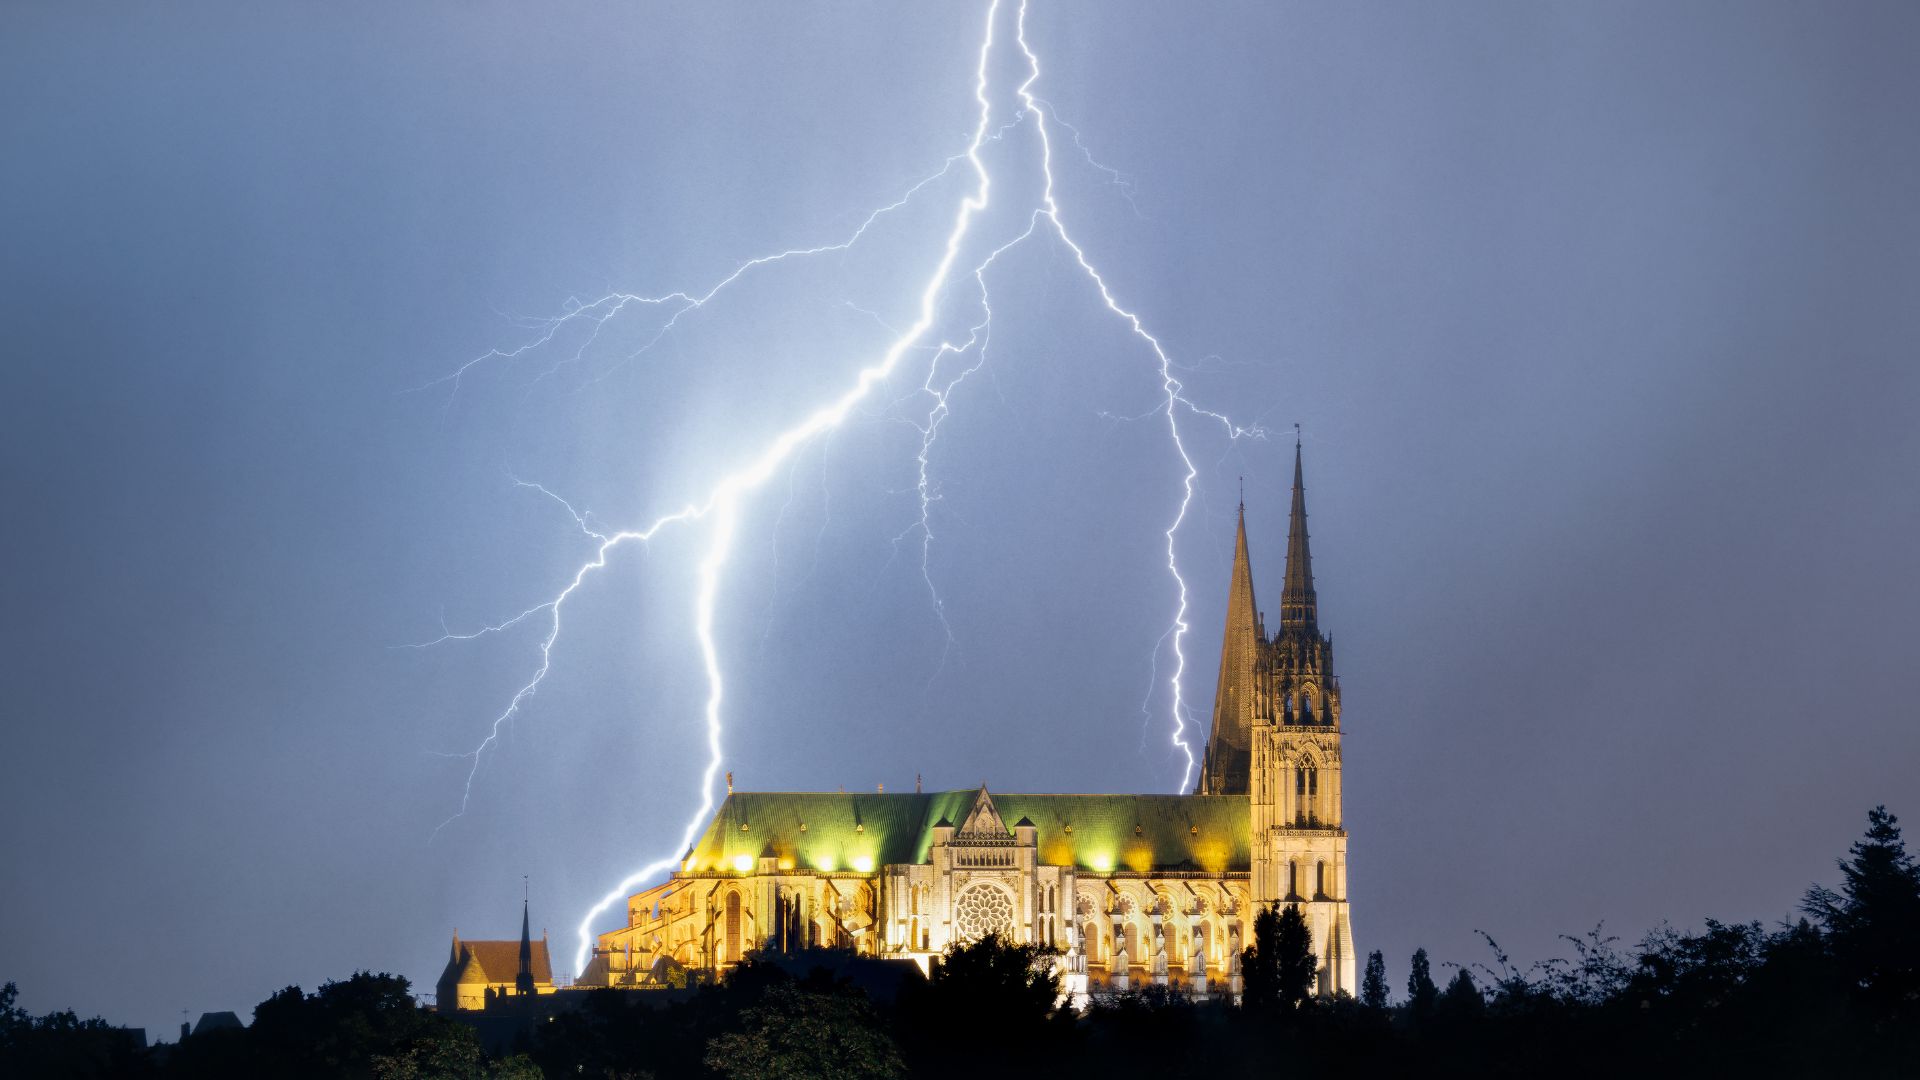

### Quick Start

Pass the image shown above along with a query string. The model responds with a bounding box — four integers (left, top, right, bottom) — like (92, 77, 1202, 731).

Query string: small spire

(1280, 436, 1317, 633)
(517, 883, 535, 997)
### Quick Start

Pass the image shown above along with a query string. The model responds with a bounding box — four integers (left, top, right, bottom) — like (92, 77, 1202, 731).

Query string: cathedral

(568, 441, 1354, 1000)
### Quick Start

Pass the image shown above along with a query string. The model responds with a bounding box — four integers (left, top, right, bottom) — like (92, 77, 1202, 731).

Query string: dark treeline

(7, 806, 1916, 1078)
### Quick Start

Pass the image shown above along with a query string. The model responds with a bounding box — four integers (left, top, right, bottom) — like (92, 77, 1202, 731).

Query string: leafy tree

(1240, 903, 1315, 1012)
(1360, 950, 1390, 1010)
(1547, 925, 1629, 1007)
(1406, 948, 1438, 1019)
(926, 933, 1058, 1021)
(0, 982, 150, 1079)
(1274, 904, 1317, 1010)
(899, 933, 1066, 1077)
(1240, 903, 1282, 1009)
(0, 983, 24, 1036)
(1804, 805, 1920, 1020)
(704, 982, 902, 1080)
(484, 1057, 544, 1080)
(245, 972, 480, 1080)
(1437, 969, 1483, 1022)
(1080, 985, 1215, 1074)
(371, 1021, 483, 1080)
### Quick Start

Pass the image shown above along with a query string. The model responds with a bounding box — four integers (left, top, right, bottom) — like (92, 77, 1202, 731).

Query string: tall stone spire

(1198, 498, 1262, 795)
(1279, 436, 1317, 634)
(516, 885, 535, 997)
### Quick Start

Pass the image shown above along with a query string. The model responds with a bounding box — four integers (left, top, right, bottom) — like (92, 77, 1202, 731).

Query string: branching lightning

(417, 0, 1261, 977)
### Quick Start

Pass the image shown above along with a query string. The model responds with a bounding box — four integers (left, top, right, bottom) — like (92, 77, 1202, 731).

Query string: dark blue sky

(4, 1, 1917, 1035)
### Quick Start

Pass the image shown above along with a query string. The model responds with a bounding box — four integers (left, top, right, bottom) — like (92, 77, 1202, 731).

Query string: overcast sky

(4, 0, 1917, 1035)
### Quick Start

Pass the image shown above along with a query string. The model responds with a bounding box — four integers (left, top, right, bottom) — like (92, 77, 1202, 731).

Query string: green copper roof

(685, 789, 1250, 876)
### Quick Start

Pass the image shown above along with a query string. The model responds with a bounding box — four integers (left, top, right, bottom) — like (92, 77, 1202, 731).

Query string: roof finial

(726, 771, 733, 794)
(1294, 421, 1301, 448)
(1238, 475, 1244, 511)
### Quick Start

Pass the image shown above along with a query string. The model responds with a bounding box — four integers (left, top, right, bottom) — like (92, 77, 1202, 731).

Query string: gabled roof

(439, 939, 554, 987)
(192, 1012, 243, 1036)
(685, 788, 1249, 875)
(956, 785, 1008, 838)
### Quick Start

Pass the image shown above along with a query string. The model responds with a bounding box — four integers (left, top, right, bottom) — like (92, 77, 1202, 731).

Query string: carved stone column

(1150, 906, 1168, 987)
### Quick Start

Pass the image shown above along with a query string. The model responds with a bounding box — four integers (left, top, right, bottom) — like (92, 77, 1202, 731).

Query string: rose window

(953, 882, 1014, 942)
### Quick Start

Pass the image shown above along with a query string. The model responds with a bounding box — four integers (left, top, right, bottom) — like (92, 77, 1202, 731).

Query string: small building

(191, 1011, 243, 1037)
(436, 898, 556, 1012)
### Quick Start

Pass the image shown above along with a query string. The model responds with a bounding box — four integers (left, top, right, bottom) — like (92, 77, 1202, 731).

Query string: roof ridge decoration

(955, 784, 1010, 840)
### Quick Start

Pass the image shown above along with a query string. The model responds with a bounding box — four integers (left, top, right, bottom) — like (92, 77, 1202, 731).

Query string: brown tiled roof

(441, 939, 553, 986)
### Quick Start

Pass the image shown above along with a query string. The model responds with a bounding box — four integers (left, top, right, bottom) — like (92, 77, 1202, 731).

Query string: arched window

(1288, 860, 1299, 900)
(724, 892, 742, 963)
(1316, 859, 1327, 899)
(1123, 923, 1140, 965)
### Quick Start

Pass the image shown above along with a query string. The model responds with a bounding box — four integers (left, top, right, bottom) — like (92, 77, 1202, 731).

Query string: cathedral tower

(1198, 439, 1355, 994)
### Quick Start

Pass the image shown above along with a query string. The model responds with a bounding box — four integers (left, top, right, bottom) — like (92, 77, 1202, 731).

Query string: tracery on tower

(1196, 437, 1340, 797)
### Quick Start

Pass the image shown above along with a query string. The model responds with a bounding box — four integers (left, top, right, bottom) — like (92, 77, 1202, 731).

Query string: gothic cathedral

(552, 442, 1356, 1002)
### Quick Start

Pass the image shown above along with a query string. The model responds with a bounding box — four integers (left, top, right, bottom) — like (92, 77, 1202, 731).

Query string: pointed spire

(1226, 502, 1259, 652)
(1280, 432, 1317, 634)
(516, 882, 535, 997)
(1199, 503, 1261, 794)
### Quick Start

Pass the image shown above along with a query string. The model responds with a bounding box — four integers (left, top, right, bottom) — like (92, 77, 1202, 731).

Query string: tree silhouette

(1406, 948, 1438, 1020)
(1240, 904, 1281, 1008)
(1241, 903, 1315, 1012)
(1437, 969, 1483, 1023)
(1274, 904, 1317, 1009)
(1360, 950, 1390, 1010)
(899, 933, 1066, 1076)
(704, 982, 902, 1080)
(1804, 805, 1920, 1021)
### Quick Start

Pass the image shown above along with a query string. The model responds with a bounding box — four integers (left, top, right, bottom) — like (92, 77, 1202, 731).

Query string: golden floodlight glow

(731, 855, 753, 873)
(1087, 852, 1114, 873)
(851, 856, 875, 873)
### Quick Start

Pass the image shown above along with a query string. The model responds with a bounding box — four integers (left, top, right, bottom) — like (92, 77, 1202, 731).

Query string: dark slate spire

(516, 884, 535, 997)
(1198, 499, 1262, 795)
(1279, 435, 1317, 634)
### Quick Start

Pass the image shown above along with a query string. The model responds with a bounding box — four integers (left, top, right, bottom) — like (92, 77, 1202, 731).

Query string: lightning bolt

(417, 0, 1262, 977)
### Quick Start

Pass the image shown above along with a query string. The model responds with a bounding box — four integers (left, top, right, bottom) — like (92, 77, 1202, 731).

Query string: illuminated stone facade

(578, 443, 1355, 999)
(436, 901, 558, 1012)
